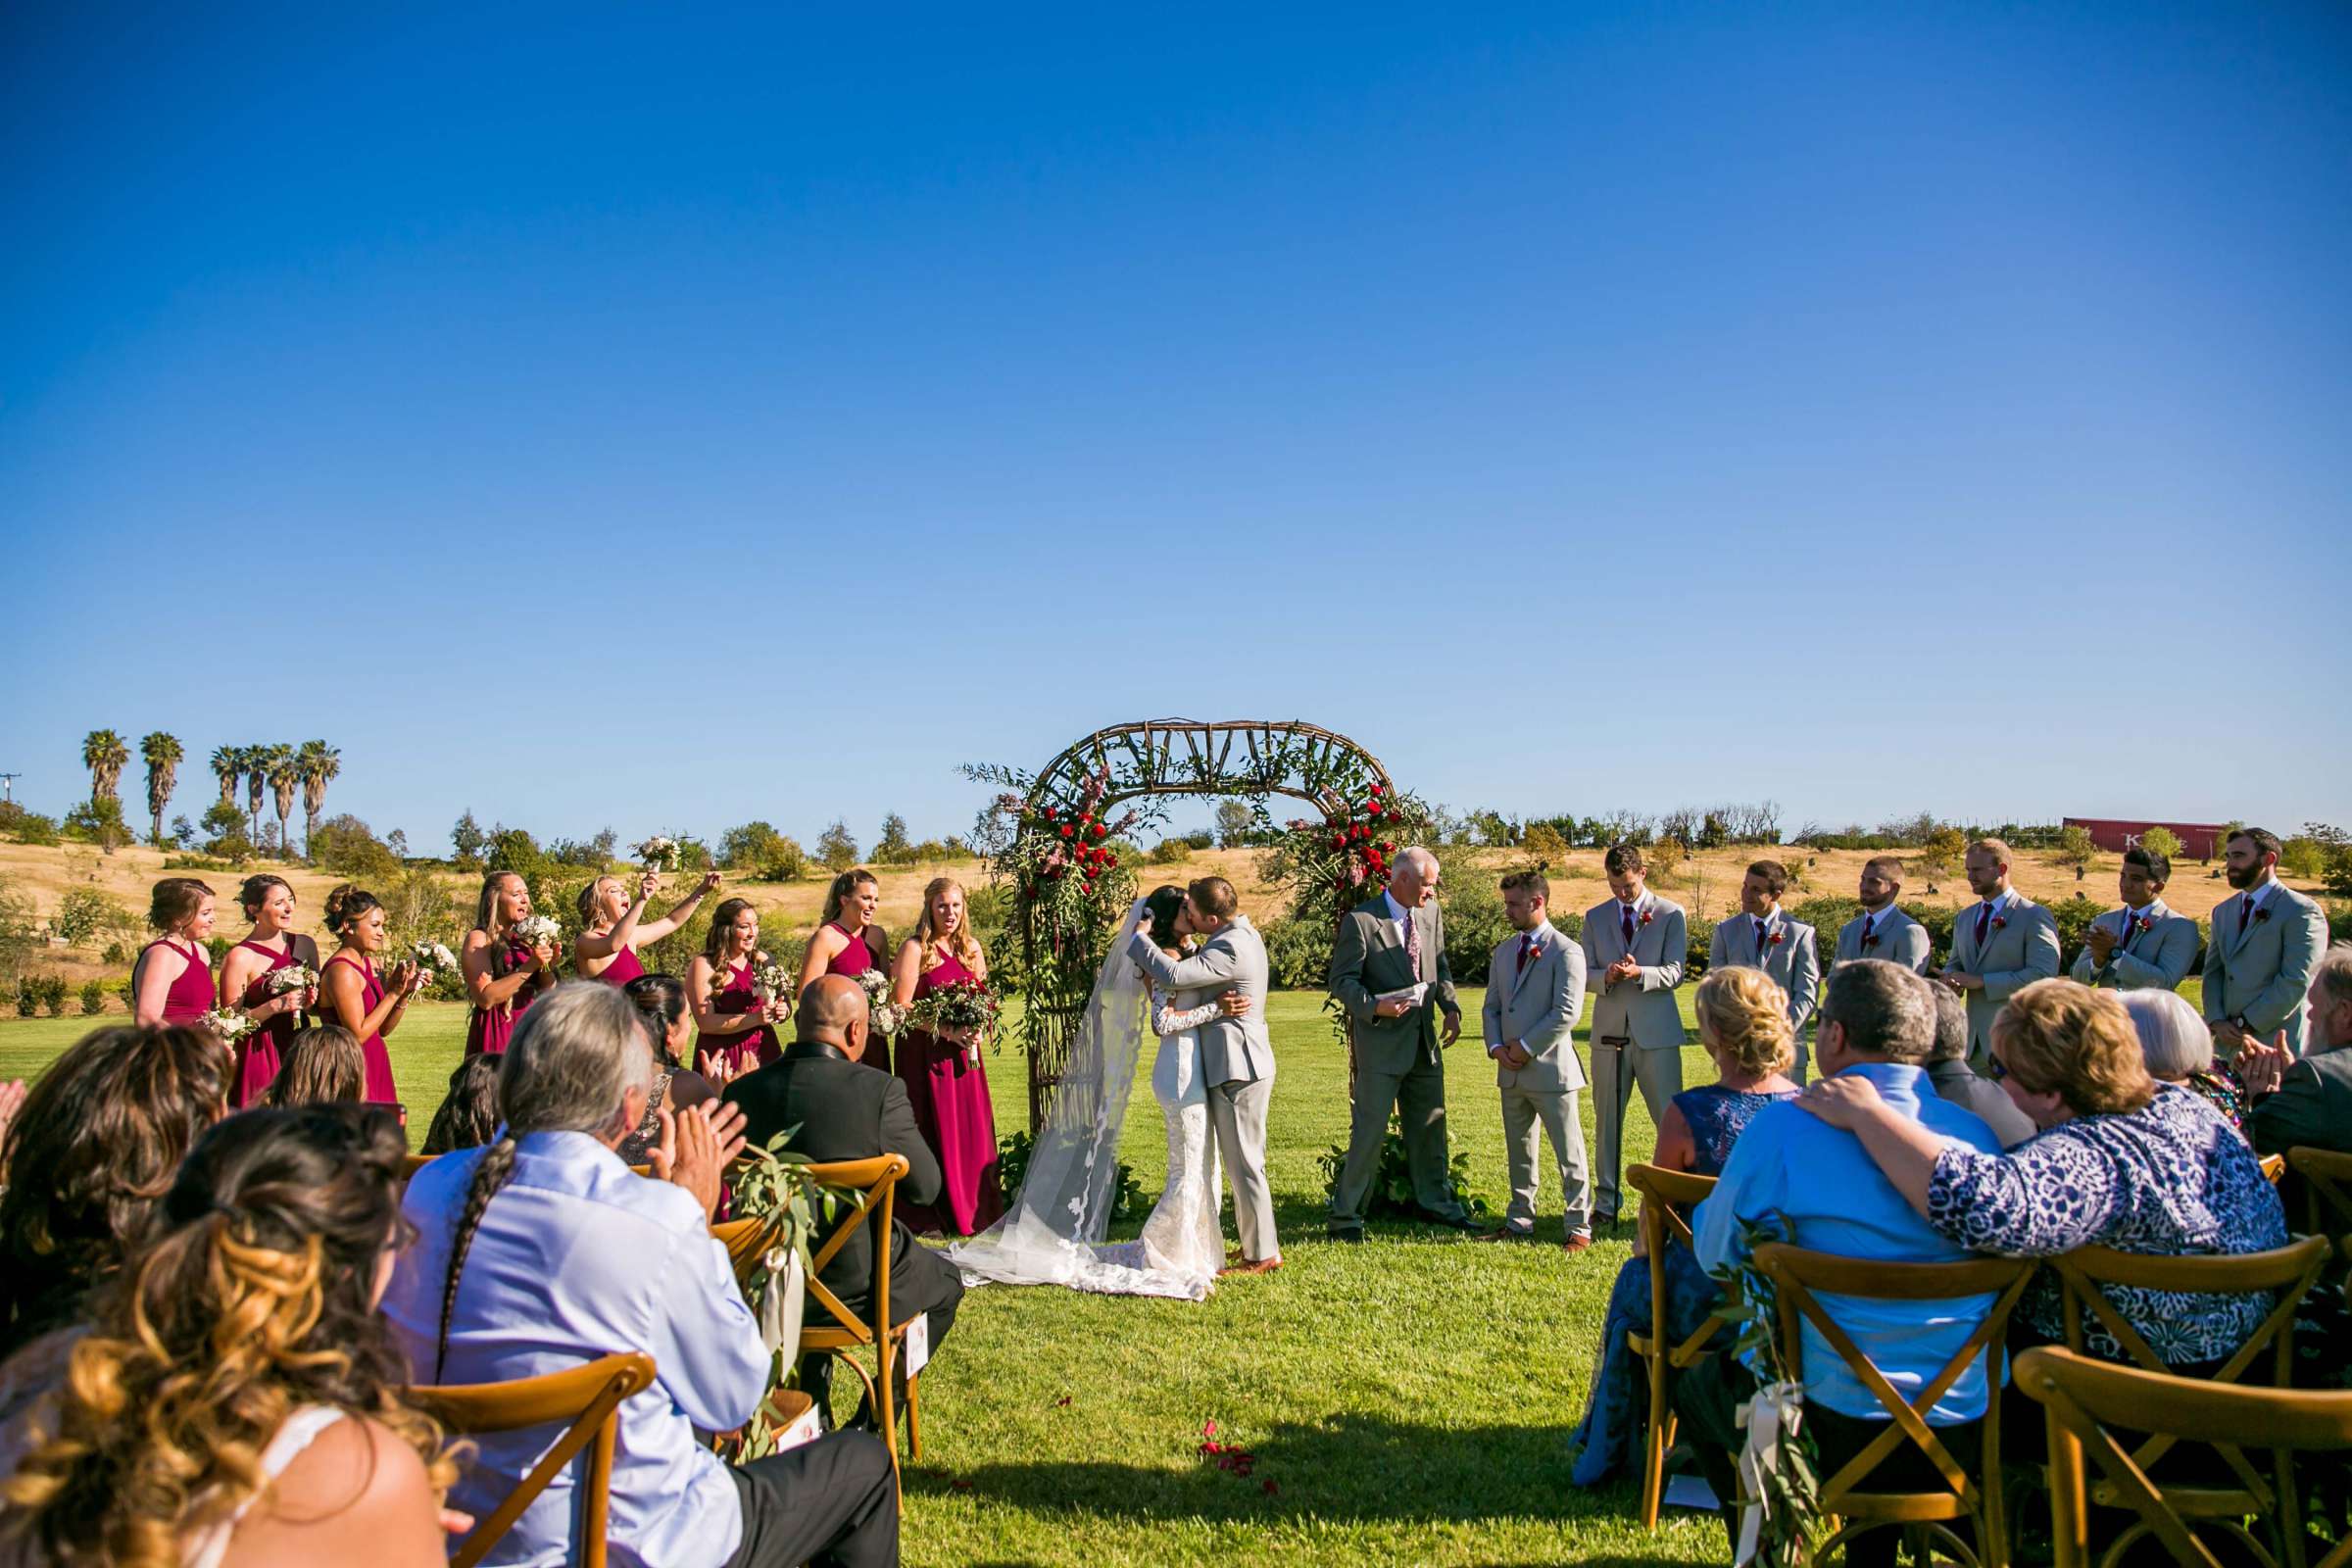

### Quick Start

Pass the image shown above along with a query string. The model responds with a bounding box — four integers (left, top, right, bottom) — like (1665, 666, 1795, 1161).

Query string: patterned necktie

(2240, 895, 2253, 935)
(1620, 904, 1636, 947)
(1515, 934, 1536, 975)
(1974, 903, 1991, 947)
(1403, 905, 1421, 976)
(1861, 914, 1877, 947)
(1754, 918, 1768, 958)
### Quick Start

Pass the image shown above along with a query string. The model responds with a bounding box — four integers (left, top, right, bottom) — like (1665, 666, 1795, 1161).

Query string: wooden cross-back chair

(2017, 1346, 2352, 1568)
(1622, 1163, 1722, 1532)
(1751, 1242, 2037, 1568)
(2047, 1236, 2329, 1568)
(410, 1351, 657, 1568)
(2289, 1148, 2352, 1240)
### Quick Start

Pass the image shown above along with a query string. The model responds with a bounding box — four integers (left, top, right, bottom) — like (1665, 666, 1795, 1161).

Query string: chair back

(1622, 1163, 1721, 1533)
(411, 1351, 657, 1568)
(2017, 1346, 2352, 1568)
(401, 1152, 435, 1181)
(793, 1154, 910, 1343)
(1750, 1243, 2034, 1554)
(2261, 1152, 2286, 1185)
(2289, 1147, 2352, 1239)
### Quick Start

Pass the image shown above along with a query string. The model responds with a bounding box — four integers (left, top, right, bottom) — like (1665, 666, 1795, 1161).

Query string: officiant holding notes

(1327, 848, 1475, 1240)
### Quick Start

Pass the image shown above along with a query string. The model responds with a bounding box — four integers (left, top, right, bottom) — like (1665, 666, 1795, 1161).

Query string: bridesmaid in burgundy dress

(317, 884, 420, 1109)
(216, 874, 324, 1107)
(691, 897, 788, 1081)
(132, 877, 255, 1031)
(462, 872, 557, 1057)
(892, 876, 1004, 1236)
(574, 867, 722, 986)
(799, 868, 894, 1075)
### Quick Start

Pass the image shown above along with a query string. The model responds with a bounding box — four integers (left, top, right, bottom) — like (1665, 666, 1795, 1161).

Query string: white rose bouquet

(857, 967, 905, 1036)
(512, 915, 562, 950)
(750, 952, 793, 1006)
(268, 964, 319, 997)
(635, 835, 681, 871)
(201, 1007, 256, 1044)
(410, 940, 459, 983)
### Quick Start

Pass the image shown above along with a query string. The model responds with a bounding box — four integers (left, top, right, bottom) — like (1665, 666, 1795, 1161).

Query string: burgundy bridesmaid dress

(465, 935, 543, 1057)
(322, 954, 400, 1104)
(594, 943, 647, 989)
(141, 938, 218, 1025)
(822, 921, 891, 1076)
(896, 952, 1004, 1237)
(699, 958, 778, 1076)
(226, 936, 304, 1107)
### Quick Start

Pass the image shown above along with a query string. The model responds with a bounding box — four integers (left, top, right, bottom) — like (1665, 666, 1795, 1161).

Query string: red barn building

(2062, 818, 2230, 861)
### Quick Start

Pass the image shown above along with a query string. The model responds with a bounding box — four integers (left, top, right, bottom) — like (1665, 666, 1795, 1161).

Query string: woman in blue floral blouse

(1798, 977, 2287, 1370)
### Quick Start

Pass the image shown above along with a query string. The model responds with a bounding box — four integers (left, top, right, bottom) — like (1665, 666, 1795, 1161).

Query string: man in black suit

(724, 974, 961, 1423)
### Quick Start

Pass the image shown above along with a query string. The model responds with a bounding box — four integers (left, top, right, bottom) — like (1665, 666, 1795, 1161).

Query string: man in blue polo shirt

(1678, 958, 2003, 1563)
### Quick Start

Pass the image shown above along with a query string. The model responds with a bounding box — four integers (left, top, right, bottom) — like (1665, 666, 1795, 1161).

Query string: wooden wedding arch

(985, 718, 1407, 1131)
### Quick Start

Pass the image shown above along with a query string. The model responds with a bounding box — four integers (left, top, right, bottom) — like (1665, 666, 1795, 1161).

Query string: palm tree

(140, 732, 183, 847)
(244, 745, 270, 845)
(210, 745, 240, 808)
(81, 730, 128, 802)
(261, 745, 298, 857)
(295, 740, 340, 858)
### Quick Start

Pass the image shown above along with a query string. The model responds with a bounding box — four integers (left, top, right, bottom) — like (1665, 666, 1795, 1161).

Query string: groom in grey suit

(1125, 876, 1282, 1273)
(1936, 837, 2062, 1068)
(1834, 858, 1933, 975)
(1580, 843, 1690, 1228)
(1479, 869, 1592, 1250)
(1327, 847, 1473, 1239)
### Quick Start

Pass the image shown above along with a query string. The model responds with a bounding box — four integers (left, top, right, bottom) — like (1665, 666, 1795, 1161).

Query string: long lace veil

(945, 899, 1202, 1298)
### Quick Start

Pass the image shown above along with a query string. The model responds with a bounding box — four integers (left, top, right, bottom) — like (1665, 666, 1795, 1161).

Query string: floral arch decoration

(965, 718, 1422, 1131)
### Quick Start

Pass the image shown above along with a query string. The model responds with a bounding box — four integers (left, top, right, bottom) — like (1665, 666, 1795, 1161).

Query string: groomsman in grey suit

(2203, 827, 2331, 1061)
(1936, 837, 2062, 1069)
(1125, 876, 1282, 1273)
(1580, 843, 1689, 1228)
(1477, 869, 1592, 1252)
(1327, 848, 1473, 1240)
(1707, 858, 1822, 1080)
(1834, 857, 1932, 975)
(2071, 844, 2200, 993)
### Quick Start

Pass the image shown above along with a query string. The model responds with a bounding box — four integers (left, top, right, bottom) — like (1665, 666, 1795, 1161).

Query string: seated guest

(1923, 979, 2036, 1148)
(419, 1054, 502, 1156)
(264, 1022, 368, 1109)
(2124, 988, 2248, 1133)
(1680, 960, 2004, 1564)
(1801, 978, 2288, 1374)
(2243, 942, 2352, 1157)
(1569, 966, 1800, 1486)
(725, 975, 963, 1425)
(619, 973, 719, 1167)
(384, 983, 898, 1568)
(0, 1105, 453, 1565)
(0, 1026, 229, 1361)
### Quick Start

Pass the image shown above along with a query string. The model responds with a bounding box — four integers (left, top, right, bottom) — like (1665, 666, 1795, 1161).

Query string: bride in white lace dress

(945, 889, 1235, 1299)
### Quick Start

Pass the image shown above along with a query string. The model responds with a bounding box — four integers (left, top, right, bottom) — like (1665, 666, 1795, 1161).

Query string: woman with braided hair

(0, 1104, 455, 1566)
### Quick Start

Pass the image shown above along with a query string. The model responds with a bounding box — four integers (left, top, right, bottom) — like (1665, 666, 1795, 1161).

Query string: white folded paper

(1375, 983, 1429, 1008)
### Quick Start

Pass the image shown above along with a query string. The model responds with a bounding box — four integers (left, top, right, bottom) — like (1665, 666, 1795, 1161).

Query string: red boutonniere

(1862, 934, 1881, 950)
(2255, 906, 2272, 924)
(1768, 930, 1786, 948)
(1991, 915, 2008, 932)
(1637, 909, 1654, 929)
(2132, 915, 2153, 934)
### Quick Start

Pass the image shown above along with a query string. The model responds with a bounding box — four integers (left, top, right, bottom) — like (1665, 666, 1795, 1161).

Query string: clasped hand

(2236, 1029, 2292, 1097)
(650, 1098, 750, 1220)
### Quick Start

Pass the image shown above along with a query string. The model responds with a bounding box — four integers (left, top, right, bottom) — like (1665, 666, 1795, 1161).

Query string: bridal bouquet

(267, 964, 319, 997)
(908, 977, 1001, 1063)
(410, 940, 459, 983)
(635, 835, 681, 871)
(857, 967, 905, 1037)
(750, 952, 793, 1007)
(201, 1007, 256, 1044)
(512, 915, 562, 951)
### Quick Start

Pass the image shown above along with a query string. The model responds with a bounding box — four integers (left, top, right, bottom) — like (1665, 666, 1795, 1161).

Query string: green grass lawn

(0, 980, 2202, 1566)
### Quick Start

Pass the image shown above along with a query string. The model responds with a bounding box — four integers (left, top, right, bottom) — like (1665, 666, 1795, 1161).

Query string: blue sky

(3, 2, 2347, 855)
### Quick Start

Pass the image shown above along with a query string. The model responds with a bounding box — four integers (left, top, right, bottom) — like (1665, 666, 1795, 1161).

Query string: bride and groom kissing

(945, 876, 1280, 1299)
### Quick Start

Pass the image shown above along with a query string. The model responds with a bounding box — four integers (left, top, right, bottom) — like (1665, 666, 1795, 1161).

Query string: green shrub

(1147, 838, 1190, 865)
(78, 979, 106, 1015)
(815, 821, 859, 871)
(312, 814, 402, 880)
(0, 804, 60, 846)
(15, 978, 35, 1017)
(62, 797, 130, 852)
(484, 826, 545, 881)
(36, 974, 68, 1017)
(1262, 915, 1334, 991)
(1316, 1118, 1490, 1220)
(200, 801, 253, 859)
(1440, 876, 1513, 985)
(52, 887, 132, 949)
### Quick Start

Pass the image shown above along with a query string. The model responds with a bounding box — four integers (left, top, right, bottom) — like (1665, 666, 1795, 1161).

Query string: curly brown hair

(0, 1105, 454, 1566)
(1992, 979, 2156, 1117)
(1692, 966, 1795, 1078)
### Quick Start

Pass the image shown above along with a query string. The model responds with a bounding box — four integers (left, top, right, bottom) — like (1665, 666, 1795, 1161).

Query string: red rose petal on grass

(1263, 1480, 1279, 1495)
(1055, 1396, 1072, 1406)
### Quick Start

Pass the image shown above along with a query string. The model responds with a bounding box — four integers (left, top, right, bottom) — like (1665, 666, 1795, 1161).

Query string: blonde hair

(1968, 837, 2014, 867)
(1993, 979, 2155, 1117)
(1693, 965, 1795, 1077)
(472, 871, 523, 935)
(915, 876, 982, 972)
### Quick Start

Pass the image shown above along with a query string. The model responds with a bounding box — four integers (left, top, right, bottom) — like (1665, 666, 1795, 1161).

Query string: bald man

(724, 974, 960, 1428)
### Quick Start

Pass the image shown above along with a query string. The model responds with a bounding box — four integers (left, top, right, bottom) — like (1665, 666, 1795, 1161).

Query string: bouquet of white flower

(411, 940, 459, 983)
(201, 1007, 256, 1044)
(750, 952, 793, 1006)
(268, 964, 319, 997)
(512, 915, 562, 950)
(856, 967, 905, 1037)
(635, 835, 682, 871)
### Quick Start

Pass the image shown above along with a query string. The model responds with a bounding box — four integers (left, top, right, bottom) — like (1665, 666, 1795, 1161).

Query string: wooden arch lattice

(1006, 718, 1398, 1131)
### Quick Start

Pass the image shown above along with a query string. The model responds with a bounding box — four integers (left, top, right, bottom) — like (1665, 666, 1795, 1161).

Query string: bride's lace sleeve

(1151, 987, 1223, 1038)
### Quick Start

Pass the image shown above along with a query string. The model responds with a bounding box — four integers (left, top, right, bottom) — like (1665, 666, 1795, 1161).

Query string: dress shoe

(1219, 1256, 1283, 1278)
(1474, 1226, 1538, 1244)
(1562, 1232, 1594, 1256)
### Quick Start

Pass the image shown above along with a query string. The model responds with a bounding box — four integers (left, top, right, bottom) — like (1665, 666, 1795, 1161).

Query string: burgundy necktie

(1861, 914, 1877, 947)
(1403, 906, 1422, 975)
(1754, 918, 1768, 958)
(2239, 895, 2253, 935)
(1621, 905, 1636, 946)
(1974, 904, 1991, 946)
(1515, 934, 1535, 975)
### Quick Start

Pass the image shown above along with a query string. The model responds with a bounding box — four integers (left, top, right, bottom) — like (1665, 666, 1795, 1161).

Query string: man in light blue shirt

(384, 983, 898, 1568)
(1676, 959, 2002, 1561)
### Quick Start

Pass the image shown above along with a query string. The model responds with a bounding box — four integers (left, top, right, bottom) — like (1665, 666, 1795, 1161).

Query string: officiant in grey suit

(1124, 876, 1283, 1273)
(1478, 869, 1592, 1251)
(1327, 847, 1473, 1240)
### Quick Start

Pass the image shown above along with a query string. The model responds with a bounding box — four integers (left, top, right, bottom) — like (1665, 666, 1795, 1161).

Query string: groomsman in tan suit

(1833, 857, 1932, 975)
(1708, 858, 1821, 1079)
(1580, 844, 1689, 1229)
(2070, 844, 2199, 993)
(1936, 837, 2061, 1068)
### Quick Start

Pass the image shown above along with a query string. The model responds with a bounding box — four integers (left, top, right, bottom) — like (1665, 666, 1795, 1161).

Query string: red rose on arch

(1331, 834, 1348, 850)
(1059, 825, 1074, 839)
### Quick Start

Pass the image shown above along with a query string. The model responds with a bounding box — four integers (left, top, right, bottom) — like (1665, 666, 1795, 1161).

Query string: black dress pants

(725, 1430, 899, 1568)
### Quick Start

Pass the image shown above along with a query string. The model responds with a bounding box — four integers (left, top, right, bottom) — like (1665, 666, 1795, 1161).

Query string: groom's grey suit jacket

(1482, 920, 1587, 1094)
(1126, 915, 1272, 1087)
